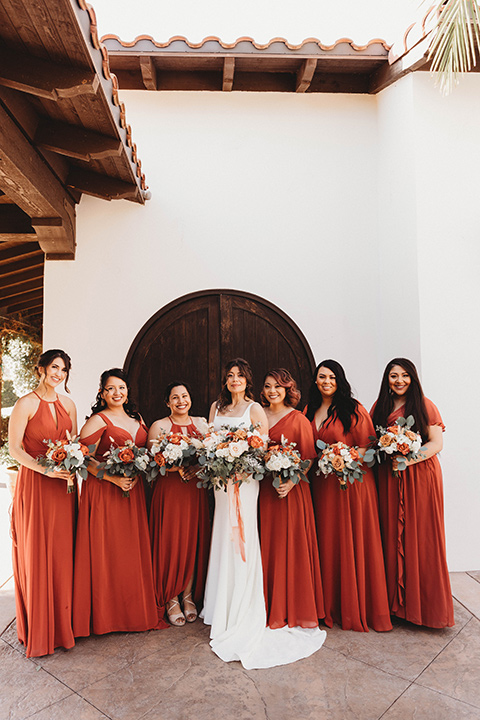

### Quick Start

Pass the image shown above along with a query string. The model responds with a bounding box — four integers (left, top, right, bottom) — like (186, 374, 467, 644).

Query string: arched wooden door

(124, 290, 315, 424)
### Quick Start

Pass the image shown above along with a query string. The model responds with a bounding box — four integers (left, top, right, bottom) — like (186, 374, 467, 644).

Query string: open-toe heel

(167, 599, 185, 626)
(182, 592, 198, 623)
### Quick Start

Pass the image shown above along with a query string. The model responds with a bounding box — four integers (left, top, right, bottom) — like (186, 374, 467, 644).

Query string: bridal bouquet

(196, 424, 266, 491)
(37, 431, 95, 493)
(364, 415, 423, 476)
(316, 440, 365, 490)
(97, 438, 150, 497)
(264, 436, 309, 489)
(146, 430, 201, 484)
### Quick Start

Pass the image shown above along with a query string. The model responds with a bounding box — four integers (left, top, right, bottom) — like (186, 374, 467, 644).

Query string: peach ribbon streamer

(227, 475, 246, 562)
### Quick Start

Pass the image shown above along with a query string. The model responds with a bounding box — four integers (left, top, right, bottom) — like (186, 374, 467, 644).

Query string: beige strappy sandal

(166, 599, 185, 626)
(182, 592, 198, 623)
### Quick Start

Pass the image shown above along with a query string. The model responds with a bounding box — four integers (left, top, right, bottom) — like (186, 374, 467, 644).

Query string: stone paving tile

(0, 578, 15, 635)
(468, 571, 480, 584)
(33, 625, 195, 692)
(416, 617, 480, 709)
(451, 572, 480, 620)
(382, 684, 480, 720)
(0, 639, 71, 720)
(79, 639, 409, 720)
(322, 598, 471, 681)
(27, 693, 111, 720)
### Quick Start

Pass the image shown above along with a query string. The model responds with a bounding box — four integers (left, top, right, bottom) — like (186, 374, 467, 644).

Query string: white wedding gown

(201, 403, 326, 669)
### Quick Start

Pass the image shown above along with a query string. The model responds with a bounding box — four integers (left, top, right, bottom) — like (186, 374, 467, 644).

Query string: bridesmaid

(73, 368, 158, 636)
(371, 358, 454, 627)
(9, 349, 77, 657)
(305, 359, 392, 632)
(259, 368, 325, 629)
(148, 381, 210, 628)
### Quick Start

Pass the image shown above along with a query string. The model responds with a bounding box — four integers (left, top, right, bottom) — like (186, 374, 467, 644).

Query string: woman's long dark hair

(89, 368, 141, 420)
(36, 349, 71, 393)
(371, 358, 429, 442)
(216, 358, 255, 411)
(305, 359, 359, 434)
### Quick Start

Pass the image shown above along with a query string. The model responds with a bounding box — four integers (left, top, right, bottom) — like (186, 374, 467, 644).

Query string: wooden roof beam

(0, 47, 99, 101)
(0, 277, 43, 302)
(296, 59, 317, 92)
(35, 118, 123, 162)
(0, 204, 35, 237)
(66, 167, 141, 202)
(140, 57, 157, 90)
(0, 102, 76, 257)
(1, 290, 43, 314)
(223, 58, 235, 91)
(0, 266, 43, 287)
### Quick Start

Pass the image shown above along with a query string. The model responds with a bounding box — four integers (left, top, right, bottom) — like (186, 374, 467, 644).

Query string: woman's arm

(8, 396, 73, 480)
(58, 394, 78, 435)
(147, 418, 170, 447)
(208, 401, 217, 424)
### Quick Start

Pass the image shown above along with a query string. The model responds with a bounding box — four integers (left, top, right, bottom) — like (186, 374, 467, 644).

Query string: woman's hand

(45, 467, 75, 482)
(277, 479, 295, 498)
(181, 464, 200, 482)
(106, 475, 138, 492)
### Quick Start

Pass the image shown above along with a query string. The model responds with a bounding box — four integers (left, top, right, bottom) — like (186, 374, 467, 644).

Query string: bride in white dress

(201, 358, 326, 669)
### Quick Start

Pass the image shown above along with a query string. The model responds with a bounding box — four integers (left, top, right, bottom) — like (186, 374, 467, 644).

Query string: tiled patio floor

(1, 484, 479, 719)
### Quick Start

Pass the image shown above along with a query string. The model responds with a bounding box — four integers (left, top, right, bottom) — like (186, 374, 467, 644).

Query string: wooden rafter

(222, 57, 235, 91)
(0, 204, 34, 235)
(140, 56, 157, 90)
(296, 58, 317, 92)
(35, 118, 123, 162)
(0, 47, 100, 101)
(0, 102, 76, 256)
(66, 167, 140, 201)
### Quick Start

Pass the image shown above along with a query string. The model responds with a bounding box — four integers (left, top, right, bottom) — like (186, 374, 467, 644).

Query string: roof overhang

(102, 35, 392, 94)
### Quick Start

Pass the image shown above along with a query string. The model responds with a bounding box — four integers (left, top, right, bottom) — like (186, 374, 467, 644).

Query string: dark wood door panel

(125, 290, 314, 424)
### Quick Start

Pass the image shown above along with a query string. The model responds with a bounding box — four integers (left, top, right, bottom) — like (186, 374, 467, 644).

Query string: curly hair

(371, 358, 429, 442)
(260, 368, 301, 408)
(305, 359, 359, 434)
(89, 368, 141, 420)
(216, 358, 255, 411)
(36, 349, 72, 393)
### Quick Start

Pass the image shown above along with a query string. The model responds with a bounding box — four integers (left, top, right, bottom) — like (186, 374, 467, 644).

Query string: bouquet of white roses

(97, 438, 149, 497)
(37, 431, 95, 493)
(146, 430, 201, 484)
(196, 424, 266, 491)
(264, 436, 309, 489)
(316, 440, 365, 490)
(363, 415, 423, 476)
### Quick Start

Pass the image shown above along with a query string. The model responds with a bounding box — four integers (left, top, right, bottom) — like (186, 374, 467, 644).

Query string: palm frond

(428, 0, 480, 93)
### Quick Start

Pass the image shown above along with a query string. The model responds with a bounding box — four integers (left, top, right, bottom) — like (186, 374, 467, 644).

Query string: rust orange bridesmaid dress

(309, 404, 392, 632)
(149, 419, 211, 628)
(11, 393, 77, 657)
(374, 399, 454, 627)
(73, 414, 158, 635)
(259, 410, 325, 628)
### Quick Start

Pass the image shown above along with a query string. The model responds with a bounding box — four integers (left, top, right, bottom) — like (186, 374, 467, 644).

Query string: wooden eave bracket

(0, 48, 99, 101)
(296, 58, 317, 92)
(35, 118, 123, 161)
(140, 57, 157, 90)
(31, 218, 75, 259)
(66, 167, 141, 201)
(222, 57, 235, 91)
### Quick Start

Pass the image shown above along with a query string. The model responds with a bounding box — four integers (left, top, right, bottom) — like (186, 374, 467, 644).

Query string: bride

(201, 358, 326, 669)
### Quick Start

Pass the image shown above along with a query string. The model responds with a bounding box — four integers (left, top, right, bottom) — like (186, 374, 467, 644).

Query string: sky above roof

(92, 0, 422, 46)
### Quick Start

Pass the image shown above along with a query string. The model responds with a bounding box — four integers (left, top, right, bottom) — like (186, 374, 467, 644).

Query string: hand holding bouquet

(363, 415, 423, 476)
(146, 430, 201, 484)
(316, 440, 365, 490)
(265, 436, 309, 490)
(37, 431, 95, 493)
(97, 438, 149, 497)
(196, 424, 266, 491)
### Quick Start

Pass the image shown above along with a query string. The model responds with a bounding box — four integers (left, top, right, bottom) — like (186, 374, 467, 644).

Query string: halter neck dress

(149, 418, 211, 627)
(11, 392, 77, 657)
(201, 403, 326, 668)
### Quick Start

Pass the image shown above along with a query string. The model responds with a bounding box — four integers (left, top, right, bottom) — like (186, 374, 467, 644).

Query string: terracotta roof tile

(388, 5, 437, 65)
(77, 0, 146, 189)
